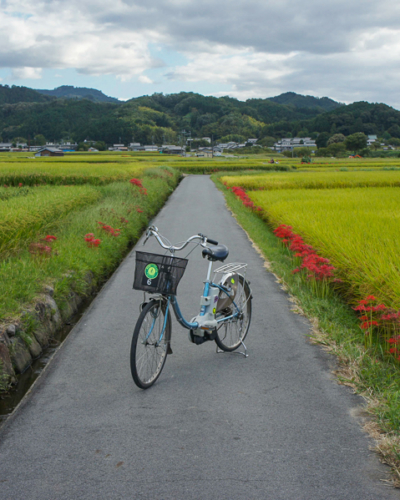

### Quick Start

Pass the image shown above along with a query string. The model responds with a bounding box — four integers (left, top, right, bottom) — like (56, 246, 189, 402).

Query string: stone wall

(0, 272, 93, 389)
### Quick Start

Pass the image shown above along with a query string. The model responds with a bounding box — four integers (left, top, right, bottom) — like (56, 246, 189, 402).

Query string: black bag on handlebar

(133, 251, 188, 295)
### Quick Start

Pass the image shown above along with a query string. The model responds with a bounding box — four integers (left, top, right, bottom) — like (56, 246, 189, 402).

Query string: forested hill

(1, 86, 400, 145)
(36, 85, 119, 103)
(0, 85, 53, 105)
(267, 92, 342, 112)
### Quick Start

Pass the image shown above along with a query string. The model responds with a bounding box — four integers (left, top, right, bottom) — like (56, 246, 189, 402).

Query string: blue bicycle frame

(147, 279, 241, 346)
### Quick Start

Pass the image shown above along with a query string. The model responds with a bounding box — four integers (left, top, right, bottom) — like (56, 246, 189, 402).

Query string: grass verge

(212, 171, 400, 485)
(0, 167, 180, 321)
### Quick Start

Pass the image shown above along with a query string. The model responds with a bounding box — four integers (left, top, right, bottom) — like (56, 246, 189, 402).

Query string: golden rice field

(0, 161, 149, 186)
(222, 170, 400, 190)
(249, 187, 400, 308)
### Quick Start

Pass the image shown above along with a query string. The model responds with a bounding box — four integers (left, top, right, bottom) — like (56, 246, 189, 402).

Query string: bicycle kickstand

(216, 339, 248, 358)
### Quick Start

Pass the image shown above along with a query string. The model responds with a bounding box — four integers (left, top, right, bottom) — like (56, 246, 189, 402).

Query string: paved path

(0, 176, 398, 500)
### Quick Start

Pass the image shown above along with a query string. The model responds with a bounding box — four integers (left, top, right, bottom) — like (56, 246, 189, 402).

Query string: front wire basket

(133, 251, 188, 295)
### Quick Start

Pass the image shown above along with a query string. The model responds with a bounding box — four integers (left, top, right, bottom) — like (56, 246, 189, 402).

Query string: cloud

(1, 0, 400, 106)
(11, 67, 42, 79)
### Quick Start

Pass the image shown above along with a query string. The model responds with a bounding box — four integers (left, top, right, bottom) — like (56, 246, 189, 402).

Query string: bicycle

(130, 225, 252, 389)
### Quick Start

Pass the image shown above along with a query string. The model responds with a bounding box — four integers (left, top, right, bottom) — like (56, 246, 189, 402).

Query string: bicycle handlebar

(144, 226, 219, 252)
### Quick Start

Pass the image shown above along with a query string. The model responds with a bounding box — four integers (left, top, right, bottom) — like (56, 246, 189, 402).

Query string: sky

(1, 0, 400, 108)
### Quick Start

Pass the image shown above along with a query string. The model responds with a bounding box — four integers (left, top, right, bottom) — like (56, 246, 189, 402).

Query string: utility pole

(211, 134, 214, 158)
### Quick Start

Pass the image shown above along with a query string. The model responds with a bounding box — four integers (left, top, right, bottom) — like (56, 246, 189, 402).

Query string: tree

(316, 132, 330, 149)
(344, 132, 367, 153)
(94, 141, 106, 151)
(327, 133, 345, 145)
(326, 142, 346, 157)
(258, 136, 276, 147)
(389, 137, 400, 147)
(34, 134, 46, 146)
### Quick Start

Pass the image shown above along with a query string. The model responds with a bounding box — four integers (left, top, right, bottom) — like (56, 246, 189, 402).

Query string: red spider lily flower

(18, 183, 23, 187)
(137, 208, 143, 213)
(372, 304, 387, 311)
(3, 184, 8, 188)
(360, 320, 379, 329)
(389, 347, 397, 353)
(97, 221, 105, 225)
(29, 242, 52, 256)
(130, 178, 143, 188)
(89, 238, 101, 247)
(44, 235, 57, 242)
(84, 234, 101, 247)
(365, 295, 377, 301)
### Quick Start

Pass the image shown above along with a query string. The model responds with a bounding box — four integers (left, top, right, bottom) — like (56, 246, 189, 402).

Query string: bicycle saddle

(202, 244, 229, 262)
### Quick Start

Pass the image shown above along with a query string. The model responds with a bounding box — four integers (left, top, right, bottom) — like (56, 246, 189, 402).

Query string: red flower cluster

(97, 221, 121, 237)
(129, 178, 147, 195)
(273, 225, 336, 281)
(29, 243, 52, 256)
(44, 235, 57, 242)
(29, 235, 57, 257)
(226, 185, 262, 212)
(353, 295, 400, 358)
(84, 233, 101, 247)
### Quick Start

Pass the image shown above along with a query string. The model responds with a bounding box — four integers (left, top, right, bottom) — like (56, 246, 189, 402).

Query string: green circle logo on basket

(145, 263, 159, 280)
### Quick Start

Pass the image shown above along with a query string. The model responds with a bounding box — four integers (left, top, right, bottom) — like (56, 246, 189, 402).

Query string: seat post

(206, 260, 213, 282)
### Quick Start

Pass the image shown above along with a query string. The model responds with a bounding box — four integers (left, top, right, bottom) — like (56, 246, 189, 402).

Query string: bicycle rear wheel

(130, 300, 171, 389)
(215, 275, 252, 352)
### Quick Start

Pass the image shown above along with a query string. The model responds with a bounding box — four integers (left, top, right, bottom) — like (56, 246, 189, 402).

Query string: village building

(34, 147, 64, 157)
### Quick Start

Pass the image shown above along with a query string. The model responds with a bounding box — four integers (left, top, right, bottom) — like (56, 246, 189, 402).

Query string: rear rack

(213, 263, 248, 274)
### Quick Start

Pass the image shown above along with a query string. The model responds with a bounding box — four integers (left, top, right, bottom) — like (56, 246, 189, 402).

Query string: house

(88, 147, 99, 152)
(274, 137, 316, 152)
(144, 145, 159, 152)
(367, 135, 378, 146)
(0, 142, 12, 152)
(247, 138, 258, 144)
(109, 144, 126, 151)
(202, 137, 211, 143)
(160, 145, 184, 155)
(35, 147, 64, 157)
(60, 141, 78, 151)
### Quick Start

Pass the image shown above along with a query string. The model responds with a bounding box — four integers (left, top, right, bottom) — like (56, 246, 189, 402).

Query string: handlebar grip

(207, 238, 218, 245)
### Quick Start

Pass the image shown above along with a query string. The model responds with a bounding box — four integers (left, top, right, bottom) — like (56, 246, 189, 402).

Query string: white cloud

(11, 67, 42, 79)
(138, 75, 154, 84)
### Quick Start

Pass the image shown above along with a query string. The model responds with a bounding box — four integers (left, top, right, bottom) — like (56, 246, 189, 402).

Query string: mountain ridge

(36, 85, 120, 103)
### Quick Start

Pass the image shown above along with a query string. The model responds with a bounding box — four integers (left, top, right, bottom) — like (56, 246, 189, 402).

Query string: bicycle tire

(215, 275, 252, 352)
(130, 300, 171, 389)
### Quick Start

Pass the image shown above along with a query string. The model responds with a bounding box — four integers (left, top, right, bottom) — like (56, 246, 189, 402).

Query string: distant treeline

(1, 85, 400, 146)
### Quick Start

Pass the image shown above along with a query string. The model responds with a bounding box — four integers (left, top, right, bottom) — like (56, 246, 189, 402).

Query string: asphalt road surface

(0, 176, 398, 500)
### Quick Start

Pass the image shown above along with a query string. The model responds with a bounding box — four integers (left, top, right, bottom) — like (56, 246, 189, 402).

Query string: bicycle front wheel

(130, 300, 171, 389)
(215, 275, 252, 352)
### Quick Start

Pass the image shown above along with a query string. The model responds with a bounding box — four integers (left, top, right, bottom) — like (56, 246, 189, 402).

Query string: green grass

(0, 186, 101, 256)
(0, 167, 180, 321)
